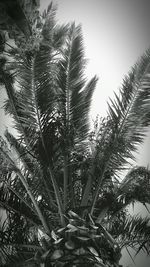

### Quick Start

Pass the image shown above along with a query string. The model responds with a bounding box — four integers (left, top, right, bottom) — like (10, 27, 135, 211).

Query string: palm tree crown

(1, 2, 150, 267)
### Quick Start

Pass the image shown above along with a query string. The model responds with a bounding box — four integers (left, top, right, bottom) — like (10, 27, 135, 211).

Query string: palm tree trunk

(63, 155, 69, 211)
(80, 160, 96, 207)
(48, 167, 65, 226)
(16, 170, 50, 235)
(90, 169, 105, 215)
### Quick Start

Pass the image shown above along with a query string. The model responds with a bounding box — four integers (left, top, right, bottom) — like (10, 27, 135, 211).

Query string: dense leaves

(1, 2, 150, 267)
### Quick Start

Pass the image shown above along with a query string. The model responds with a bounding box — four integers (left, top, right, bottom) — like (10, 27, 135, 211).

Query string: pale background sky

(1, 0, 150, 266)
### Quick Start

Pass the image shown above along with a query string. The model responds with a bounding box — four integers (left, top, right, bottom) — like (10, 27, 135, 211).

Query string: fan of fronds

(1, 2, 150, 267)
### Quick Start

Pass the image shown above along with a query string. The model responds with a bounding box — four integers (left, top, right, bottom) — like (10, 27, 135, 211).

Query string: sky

(1, 0, 150, 265)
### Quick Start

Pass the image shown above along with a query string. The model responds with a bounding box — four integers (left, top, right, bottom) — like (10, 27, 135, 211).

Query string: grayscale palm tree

(1, 2, 150, 267)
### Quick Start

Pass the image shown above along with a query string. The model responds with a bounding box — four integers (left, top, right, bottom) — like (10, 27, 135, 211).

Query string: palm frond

(2, 68, 34, 148)
(57, 23, 96, 144)
(55, 24, 97, 210)
(4, 130, 57, 212)
(72, 75, 98, 141)
(117, 166, 150, 207)
(0, 136, 50, 234)
(95, 166, 150, 224)
(5, 129, 37, 174)
(0, 213, 41, 267)
(1, 3, 66, 226)
(87, 50, 150, 214)
(0, 182, 40, 226)
(111, 214, 150, 255)
(106, 50, 150, 171)
(0, 0, 32, 38)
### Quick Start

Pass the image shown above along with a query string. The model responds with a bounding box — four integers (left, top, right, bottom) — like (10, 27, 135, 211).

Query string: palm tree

(1, 2, 150, 267)
(0, 0, 40, 38)
(0, 0, 40, 55)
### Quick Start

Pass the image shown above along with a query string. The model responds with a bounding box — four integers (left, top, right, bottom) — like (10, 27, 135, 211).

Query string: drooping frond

(4, 129, 57, 212)
(117, 166, 150, 206)
(111, 214, 150, 255)
(0, 213, 41, 267)
(95, 166, 150, 224)
(0, 183, 40, 226)
(1, 60, 35, 147)
(5, 129, 38, 174)
(0, 136, 50, 234)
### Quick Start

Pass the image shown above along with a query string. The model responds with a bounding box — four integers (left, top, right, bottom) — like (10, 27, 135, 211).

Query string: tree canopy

(0, 2, 150, 267)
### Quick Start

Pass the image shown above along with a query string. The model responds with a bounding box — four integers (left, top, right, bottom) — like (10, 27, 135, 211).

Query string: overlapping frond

(111, 215, 150, 254)
(95, 166, 150, 223)
(57, 24, 97, 146)
(90, 51, 150, 185)
(106, 50, 150, 173)
(0, 184, 40, 226)
(115, 166, 150, 212)
(0, 213, 40, 267)
(0, 0, 32, 38)
(85, 50, 150, 214)
(0, 136, 51, 234)
(2, 67, 37, 150)
(5, 129, 37, 174)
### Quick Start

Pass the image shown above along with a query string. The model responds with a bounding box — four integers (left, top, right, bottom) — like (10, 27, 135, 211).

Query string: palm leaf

(87, 50, 150, 214)
(0, 136, 50, 234)
(0, 0, 32, 38)
(56, 24, 97, 210)
(117, 166, 150, 208)
(5, 129, 57, 212)
(111, 215, 150, 253)
(96, 166, 150, 224)
(2, 5, 66, 226)
(57, 23, 96, 144)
